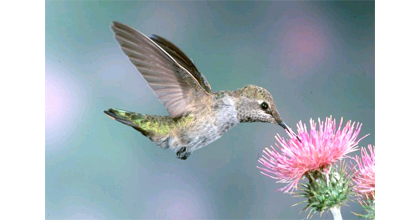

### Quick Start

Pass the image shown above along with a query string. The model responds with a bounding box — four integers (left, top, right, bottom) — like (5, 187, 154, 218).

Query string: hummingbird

(105, 21, 299, 160)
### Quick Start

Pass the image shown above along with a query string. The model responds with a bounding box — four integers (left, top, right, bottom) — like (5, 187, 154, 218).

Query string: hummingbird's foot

(176, 147, 190, 160)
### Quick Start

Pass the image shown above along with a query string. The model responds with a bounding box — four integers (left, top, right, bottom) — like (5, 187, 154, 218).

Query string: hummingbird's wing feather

(149, 34, 212, 93)
(111, 21, 210, 118)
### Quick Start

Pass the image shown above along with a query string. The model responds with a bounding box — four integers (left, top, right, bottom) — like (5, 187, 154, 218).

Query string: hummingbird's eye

(260, 102, 269, 110)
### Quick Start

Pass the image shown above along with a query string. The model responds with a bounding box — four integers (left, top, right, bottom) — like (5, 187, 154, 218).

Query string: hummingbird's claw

(176, 147, 190, 160)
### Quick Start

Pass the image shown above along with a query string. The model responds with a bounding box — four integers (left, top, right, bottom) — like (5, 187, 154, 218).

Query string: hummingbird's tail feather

(104, 108, 150, 136)
(105, 108, 135, 126)
(104, 108, 177, 149)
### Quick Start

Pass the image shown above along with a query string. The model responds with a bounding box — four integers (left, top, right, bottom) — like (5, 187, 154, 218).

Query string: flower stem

(329, 206, 342, 220)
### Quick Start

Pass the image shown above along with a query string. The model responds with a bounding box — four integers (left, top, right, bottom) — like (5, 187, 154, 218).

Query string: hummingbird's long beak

(278, 120, 302, 143)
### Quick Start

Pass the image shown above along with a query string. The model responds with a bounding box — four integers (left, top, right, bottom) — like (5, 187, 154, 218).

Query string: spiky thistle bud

(294, 163, 352, 219)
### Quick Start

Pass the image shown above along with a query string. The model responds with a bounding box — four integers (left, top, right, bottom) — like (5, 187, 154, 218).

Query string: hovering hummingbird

(105, 21, 299, 160)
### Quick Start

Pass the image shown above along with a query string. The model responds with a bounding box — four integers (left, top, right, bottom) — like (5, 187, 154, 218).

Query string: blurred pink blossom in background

(353, 145, 375, 198)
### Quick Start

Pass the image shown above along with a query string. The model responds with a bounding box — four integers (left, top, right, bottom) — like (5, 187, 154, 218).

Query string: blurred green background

(46, 1, 374, 219)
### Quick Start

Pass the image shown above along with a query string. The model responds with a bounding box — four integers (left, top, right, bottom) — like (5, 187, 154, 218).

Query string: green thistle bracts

(294, 164, 352, 218)
(354, 195, 375, 220)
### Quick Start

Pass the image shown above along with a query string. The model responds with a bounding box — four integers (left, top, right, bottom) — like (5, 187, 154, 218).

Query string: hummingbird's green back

(104, 108, 193, 142)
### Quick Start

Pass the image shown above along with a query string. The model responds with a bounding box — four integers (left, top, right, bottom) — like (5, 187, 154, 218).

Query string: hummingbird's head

(235, 85, 299, 140)
(236, 85, 284, 125)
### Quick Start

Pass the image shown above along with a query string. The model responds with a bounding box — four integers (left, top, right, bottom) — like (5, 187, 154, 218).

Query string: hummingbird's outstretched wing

(149, 34, 212, 93)
(111, 21, 211, 118)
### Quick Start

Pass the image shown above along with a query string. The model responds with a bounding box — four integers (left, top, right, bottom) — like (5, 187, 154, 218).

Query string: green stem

(329, 206, 342, 220)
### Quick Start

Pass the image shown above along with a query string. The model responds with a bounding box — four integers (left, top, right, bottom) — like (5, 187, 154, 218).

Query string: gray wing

(150, 34, 212, 93)
(111, 21, 210, 118)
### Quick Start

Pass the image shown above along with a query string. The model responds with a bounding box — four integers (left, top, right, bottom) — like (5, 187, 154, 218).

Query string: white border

(377, 0, 419, 219)
(2, 1, 44, 219)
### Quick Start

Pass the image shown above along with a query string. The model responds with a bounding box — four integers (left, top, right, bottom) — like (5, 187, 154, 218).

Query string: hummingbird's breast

(212, 95, 241, 135)
(165, 94, 240, 153)
(194, 95, 240, 149)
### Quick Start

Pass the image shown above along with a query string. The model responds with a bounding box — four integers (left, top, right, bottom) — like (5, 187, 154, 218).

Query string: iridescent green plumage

(105, 108, 193, 137)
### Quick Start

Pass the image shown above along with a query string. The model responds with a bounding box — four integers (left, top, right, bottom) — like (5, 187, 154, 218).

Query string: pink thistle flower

(352, 145, 375, 198)
(257, 117, 368, 193)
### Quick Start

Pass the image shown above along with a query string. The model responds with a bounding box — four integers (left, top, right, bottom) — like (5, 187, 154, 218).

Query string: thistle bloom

(353, 145, 375, 198)
(257, 117, 368, 192)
